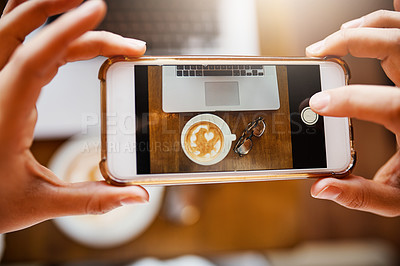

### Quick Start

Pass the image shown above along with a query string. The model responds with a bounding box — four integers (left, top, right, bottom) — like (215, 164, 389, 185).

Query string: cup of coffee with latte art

(181, 114, 236, 165)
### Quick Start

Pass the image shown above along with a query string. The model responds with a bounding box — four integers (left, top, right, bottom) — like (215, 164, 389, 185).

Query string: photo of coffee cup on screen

(181, 114, 236, 166)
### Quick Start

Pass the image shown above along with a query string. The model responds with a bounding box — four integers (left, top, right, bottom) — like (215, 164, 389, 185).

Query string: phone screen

(133, 64, 326, 175)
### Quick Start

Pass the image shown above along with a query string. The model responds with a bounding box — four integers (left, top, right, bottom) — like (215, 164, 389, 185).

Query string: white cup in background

(48, 135, 164, 249)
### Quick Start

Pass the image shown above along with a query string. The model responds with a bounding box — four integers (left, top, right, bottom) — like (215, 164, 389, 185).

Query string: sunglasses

(233, 117, 266, 156)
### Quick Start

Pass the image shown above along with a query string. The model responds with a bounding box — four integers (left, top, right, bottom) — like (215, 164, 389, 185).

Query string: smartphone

(99, 56, 355, 185)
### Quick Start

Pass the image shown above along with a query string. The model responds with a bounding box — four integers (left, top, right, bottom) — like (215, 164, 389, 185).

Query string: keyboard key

(233, 70, 240, 76)
(196, 71, 203, 76)
(203, 70, 232, 76)
(240, 70, 246, 76)
(251, 65, 263, 69)
(252, 70, 258, 75)
(177, 65, 184, 70)
(177, 70, 183, 76)
(190, 70, 195, 76)
(183, 70, 189, 76)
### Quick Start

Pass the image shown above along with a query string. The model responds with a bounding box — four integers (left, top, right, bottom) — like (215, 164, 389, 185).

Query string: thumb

(311, 175, 400, 217)
(309, 85, 400, 134)
(53, 181, 149, 216)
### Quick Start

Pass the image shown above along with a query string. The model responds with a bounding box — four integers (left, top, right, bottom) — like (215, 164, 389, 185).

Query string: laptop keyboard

(98, 0, 220, 55)
(176, 65, 265, 77)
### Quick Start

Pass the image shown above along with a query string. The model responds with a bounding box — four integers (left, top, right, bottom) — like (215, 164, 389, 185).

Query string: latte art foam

(184, 121, 224, 162)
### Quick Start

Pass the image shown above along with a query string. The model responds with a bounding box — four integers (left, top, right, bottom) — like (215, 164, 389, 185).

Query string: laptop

(162, 64, 280, 112)
(34, 0, 260, 138)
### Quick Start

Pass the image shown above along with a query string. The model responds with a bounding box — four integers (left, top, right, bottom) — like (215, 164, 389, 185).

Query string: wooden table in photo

(148, 66, 293, 174)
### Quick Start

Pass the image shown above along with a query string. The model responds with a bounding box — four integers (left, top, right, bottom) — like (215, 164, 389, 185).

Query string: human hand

(0, 0, 148, 233)
(305, 3, 400, 217)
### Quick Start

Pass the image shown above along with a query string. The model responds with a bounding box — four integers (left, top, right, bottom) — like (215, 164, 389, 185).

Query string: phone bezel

(99, 56, 355, 186)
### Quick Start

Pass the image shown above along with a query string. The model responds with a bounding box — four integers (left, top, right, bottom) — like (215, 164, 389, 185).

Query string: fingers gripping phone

(99, 56, 355, 185)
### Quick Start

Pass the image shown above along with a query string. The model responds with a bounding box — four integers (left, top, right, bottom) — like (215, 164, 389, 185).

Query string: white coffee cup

(48, 135, 164, 249)
(181, 114, 236, 166)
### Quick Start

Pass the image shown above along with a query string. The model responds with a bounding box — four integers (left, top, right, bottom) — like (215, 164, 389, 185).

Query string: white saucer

(48, 135, 164, 249)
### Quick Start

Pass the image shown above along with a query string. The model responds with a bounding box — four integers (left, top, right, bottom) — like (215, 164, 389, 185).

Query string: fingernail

(313, 186, 342, 200)
(310, 91, 330, 112)
(120, 196, 149, 205)
(306, 39, 325, 55)
(125, 38, 147, 49)
(82, 0, 104, 10)
(341, 17, 364, 29)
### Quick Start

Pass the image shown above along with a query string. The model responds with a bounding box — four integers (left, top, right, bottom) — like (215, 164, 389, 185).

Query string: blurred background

(1, 0, 399, 265)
